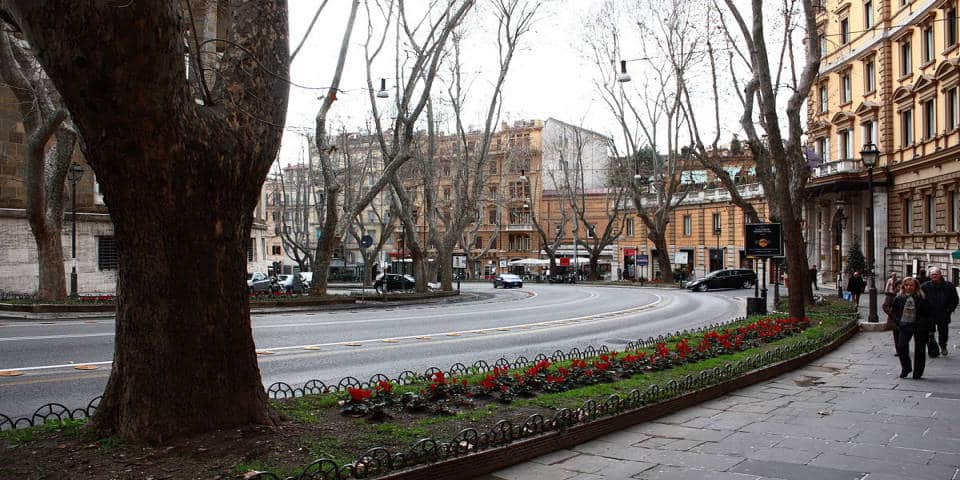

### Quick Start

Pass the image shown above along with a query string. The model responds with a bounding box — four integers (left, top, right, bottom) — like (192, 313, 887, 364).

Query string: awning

(508, 258, 550, 266)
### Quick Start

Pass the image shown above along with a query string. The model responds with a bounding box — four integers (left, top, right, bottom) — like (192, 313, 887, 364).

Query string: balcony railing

(505, 223, 534, 231)
(811, 158, 861, 178)
(632, 182, 764, 209)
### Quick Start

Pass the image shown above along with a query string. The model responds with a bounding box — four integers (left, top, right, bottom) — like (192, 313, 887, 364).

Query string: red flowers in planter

(376, 381, 393, 394)
(348, 387, 372, 402)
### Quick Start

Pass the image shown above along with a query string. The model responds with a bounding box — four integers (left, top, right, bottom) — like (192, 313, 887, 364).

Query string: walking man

(847, 271, 866, 304)
(920, 267, 959, 356)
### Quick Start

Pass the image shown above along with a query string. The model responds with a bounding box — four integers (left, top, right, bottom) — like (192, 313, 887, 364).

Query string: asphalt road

(0, 283, 751, 422)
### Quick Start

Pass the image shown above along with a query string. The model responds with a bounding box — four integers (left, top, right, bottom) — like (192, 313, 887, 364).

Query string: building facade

(808, 0, 960, 289)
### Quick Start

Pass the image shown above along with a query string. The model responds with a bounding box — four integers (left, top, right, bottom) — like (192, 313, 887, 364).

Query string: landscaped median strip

(242, 300, 857, 480)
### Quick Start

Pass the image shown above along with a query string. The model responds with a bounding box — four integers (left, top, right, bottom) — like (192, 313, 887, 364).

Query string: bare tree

(308, 0, 475, 295)
(583, 0, 694, 283)
(415, 0, 540, 291)
(0, 24, 77, 301)
(720, 0, 820, 314)
(2, 1, 290, 442)
(551, 127, 628, 281)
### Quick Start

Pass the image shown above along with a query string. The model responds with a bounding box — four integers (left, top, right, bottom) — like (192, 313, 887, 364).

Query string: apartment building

(807, 0, 960, 289)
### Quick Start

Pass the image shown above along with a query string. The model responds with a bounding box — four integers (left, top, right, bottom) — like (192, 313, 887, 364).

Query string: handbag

(927, 332, 941, 358)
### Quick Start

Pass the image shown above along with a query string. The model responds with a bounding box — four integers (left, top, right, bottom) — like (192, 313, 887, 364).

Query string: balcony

(811, 158, 862, 179)
(632, 182, 765, 209)
(505, 223, 534, 232)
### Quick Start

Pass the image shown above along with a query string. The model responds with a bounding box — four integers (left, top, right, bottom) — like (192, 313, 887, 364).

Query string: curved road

(0, 283, 747, 421)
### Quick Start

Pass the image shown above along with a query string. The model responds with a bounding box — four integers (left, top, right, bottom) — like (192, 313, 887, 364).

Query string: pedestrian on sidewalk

(920, 266, 959, 357)
(882, 276, 903, 356)
(810, 265, 818, 290)
(847, 271, 866, 304)
(889, 276, 931, 379)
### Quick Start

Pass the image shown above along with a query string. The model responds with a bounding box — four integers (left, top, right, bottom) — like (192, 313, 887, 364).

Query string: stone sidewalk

(483, 318, 960, 479)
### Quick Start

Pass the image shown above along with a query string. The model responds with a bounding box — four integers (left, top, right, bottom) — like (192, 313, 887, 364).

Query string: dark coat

(889, 293, 931, 330)
(847, 275, 866, 294)
(920, 280, 959, 324)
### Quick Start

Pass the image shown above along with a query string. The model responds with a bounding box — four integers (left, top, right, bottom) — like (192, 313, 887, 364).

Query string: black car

(374, 273, 416, 293)
(685, 268, 756, 292)
(493, 273, 523, 288)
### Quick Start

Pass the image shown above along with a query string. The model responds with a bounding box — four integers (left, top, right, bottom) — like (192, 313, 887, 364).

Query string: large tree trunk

(32, 224, 66, 300)
(437, 247, 453, 291)
(651, 233, 673, 283)
(5, 0, 290, 443)
(588, 255, 600, 281)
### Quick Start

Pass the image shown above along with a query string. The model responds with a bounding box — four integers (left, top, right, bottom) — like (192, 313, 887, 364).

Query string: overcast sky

(279, 0, 783, 166)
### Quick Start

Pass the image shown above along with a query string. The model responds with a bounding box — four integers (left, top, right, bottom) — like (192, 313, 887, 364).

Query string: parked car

(547, 272, 576, 284)
(249, 274, 279, 294)
(374, 273, 415, 293)
(276, 274, 306, 294)
(493, 273, 523, 289)
(247, 272, 268, 288)
(685, 268, 756, 292)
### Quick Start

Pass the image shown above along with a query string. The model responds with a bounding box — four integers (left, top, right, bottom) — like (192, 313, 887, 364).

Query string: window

(488, 209, 497, 224)
(819, 32, 827, 57)
(818, 83, 828, 112)
(712, 213, 722, 233)
(924, 98, 936, 139)
(904, 198, 914, 232)
(367, 210, 376, 223)
(817, 136, 830, 162)
(488, 186, 497, 198)
(443, 187, 451, 201)
(948, 87, 959, 131)
(626, 218, 634, 236)
(948, 7, 958, 48)
(839, 129, 853, 159)
(97, 236, 119, 271)
(272, 245, 282, 255)
(923, 26, 935, 64)
(841, 72, 851, 104)
(840, 18, 850, 44)
(926, 194, 935, 233)
(900, 39, 912, 76)
(683, 215, 692, 236)
(864, 1, 873, 29)
(475, 235, 483, 249)
(862, 120, 876, 147)
(248, 238, 255, 261)
(901, 109, 914, 146)
(864, 60, 876, 92)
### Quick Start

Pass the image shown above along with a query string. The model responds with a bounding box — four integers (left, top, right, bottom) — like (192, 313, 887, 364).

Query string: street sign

(674, 252, 688, 264)
(359, 235, 373, 249)
(453, 255, 466, 268)
(559, 257, 571, 266)
(637, 254, 649, 266)
(744, 223, 783, 257)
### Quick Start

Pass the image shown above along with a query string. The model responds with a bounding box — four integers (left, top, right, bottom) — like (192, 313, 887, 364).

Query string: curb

(377, 324, 859, 480)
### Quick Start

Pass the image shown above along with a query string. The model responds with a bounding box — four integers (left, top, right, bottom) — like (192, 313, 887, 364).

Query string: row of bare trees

(0, 0, 819, 444)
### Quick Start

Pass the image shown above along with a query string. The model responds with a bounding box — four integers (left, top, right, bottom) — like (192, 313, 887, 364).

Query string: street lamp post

(67, 163, 85, 299)
(861, 142, 880, 322)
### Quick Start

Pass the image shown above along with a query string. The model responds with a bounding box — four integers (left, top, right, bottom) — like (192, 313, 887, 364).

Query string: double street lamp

(67, 162, 85, 299)
(860, 142, 879, 323)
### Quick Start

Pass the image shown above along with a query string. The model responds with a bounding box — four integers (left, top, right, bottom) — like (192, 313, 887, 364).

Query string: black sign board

(744, 223, 783, 257)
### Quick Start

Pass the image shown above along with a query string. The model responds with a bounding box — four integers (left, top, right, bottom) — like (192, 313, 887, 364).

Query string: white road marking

(0, 289, 664, 373)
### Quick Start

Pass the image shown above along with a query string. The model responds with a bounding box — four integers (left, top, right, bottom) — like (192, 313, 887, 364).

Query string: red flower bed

(340, 316, 812, 420)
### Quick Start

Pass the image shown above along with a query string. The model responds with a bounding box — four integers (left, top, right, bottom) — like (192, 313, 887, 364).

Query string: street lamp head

(68, 162, 85, 184)
(616, 60, 631, 83)
(860, 142, 879, 168)
(376, 78, 389, 99)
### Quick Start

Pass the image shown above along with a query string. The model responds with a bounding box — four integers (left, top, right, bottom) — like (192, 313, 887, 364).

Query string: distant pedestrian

(889, 277, 931, 379)
(847, 271, 866, 304)
(882, 276, 903, 356)
(884, 272, 899, 295)
(809, 265, 818, 290)
(920, 266, 958, 357)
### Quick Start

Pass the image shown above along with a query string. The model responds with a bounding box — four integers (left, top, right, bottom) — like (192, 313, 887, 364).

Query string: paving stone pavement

(479, 306, 960, 480)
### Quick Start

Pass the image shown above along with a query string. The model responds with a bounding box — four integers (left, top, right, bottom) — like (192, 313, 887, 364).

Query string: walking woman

(888, 277, 931, 379)
(882, 276, 903, 356)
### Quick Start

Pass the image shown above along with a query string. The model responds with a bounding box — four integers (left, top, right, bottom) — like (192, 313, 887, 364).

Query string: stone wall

(0, 209, 117, 295)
